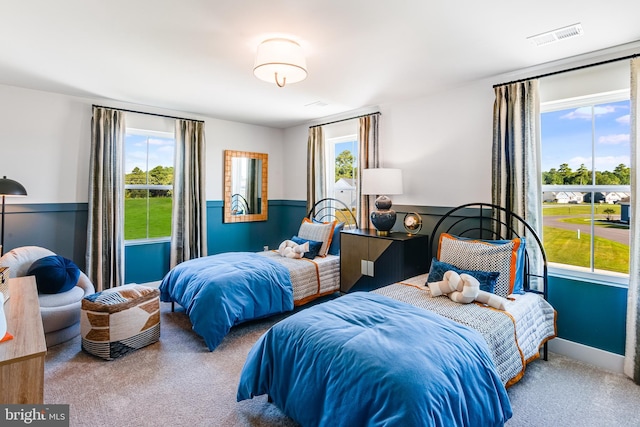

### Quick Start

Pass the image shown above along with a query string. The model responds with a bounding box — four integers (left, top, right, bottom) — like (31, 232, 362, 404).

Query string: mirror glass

(224, 150, 268, 222)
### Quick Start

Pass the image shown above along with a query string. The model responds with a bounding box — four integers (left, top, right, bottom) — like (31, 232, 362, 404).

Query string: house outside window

(124, 129, 175, 241)
(541, 90, 631, 282)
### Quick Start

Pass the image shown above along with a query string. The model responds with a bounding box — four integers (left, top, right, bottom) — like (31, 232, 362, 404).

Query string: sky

(124, 134, 175, 173)
(541, 100, 630, 173)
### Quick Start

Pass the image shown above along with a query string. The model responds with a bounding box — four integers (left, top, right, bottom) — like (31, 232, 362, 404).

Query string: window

(541, 91, 631, 280)
(124, 129, 175, 241)
(327, 134, 358, 212)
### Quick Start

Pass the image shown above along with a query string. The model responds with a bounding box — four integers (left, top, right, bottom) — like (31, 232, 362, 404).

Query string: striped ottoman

(81, 284, 160, 360)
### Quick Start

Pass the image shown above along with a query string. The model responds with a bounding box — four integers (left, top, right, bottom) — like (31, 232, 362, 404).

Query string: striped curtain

(492, 80, 543, 287)
(87, 106, 125, 291)
(171, 119, 207, 268)
(357, 114, 380, 229)
(306, 126, 326, 213)
(624, 57, 640, 384)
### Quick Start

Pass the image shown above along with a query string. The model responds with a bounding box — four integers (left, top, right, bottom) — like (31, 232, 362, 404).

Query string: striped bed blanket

(373, 274, 557, 386)
(257, 251, 340, 305)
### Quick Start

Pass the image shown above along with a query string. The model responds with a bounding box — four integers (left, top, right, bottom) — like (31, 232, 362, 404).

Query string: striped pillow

(298, 218, 335, 257)
(437, 233, 523, 298)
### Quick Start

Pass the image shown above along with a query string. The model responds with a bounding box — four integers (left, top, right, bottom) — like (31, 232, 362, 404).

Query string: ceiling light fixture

(527, 23, 584, 47)
(254, 38, 307, 87)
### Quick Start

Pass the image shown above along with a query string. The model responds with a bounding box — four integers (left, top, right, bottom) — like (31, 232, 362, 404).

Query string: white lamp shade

(361, 168, 403, 195)
(254, 38, 307, 86)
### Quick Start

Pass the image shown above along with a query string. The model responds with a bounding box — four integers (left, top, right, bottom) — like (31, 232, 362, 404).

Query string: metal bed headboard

(231, 193, 250, 215)
(430, 203, 548, 301)
(307, 198, 359, 229)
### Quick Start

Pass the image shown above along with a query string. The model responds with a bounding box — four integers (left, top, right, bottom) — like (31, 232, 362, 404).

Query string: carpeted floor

(44, 302, 640, 426)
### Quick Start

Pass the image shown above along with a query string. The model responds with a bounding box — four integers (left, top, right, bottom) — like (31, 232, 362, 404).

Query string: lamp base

(370, 196, 396, 236)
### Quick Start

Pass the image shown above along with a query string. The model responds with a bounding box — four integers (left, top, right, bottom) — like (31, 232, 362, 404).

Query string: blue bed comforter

(159, 252, 294, 351)
(237, 292, 512, 427)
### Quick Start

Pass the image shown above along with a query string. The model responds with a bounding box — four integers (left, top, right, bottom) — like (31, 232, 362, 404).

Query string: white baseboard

(548, 338, 624, 373)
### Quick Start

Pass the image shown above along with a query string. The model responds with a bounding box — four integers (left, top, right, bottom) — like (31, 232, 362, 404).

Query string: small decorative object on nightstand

(403, 212, 422, 235)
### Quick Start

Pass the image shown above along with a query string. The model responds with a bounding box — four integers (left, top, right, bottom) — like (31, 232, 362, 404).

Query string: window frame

(124, 128, 175, 244)
(541, 89, 631, 286)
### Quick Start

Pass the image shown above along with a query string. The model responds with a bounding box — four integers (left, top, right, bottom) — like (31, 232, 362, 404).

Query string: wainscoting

(3, 200, 629, 364)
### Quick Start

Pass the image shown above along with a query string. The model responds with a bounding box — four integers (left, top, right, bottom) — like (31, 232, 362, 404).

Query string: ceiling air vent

(305, 100, 328, 108)
(527, 23, 584, 47)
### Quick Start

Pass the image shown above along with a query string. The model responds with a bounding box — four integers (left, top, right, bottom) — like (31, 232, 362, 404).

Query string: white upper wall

(282, 79, 495, 206)
(282, 44, 637, 206)
(0, 84, 284, 204)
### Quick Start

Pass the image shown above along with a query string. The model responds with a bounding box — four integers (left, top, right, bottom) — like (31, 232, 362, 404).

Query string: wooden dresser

(0, 276, 47, 404)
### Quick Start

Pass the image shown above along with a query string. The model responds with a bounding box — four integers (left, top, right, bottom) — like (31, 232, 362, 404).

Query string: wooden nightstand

(340, 228, 429, 293)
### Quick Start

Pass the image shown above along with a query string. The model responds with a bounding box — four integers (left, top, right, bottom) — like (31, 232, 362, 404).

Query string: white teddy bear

(428, 270, 508, 310)
(277, 240, 309, 259)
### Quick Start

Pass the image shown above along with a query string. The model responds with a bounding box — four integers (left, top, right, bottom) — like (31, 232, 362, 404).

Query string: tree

(558, 163, 573, 185)
(613, 163, 630, 185)
(543, 168, 564, 185)
(335, 150, 355, 180)
(126, 167, 146, 185)
(148, 166, 173, 185)
(604, 207, 616, 221)
(124, 166, 174, 198)
(595, 171, 620, 185)
(542, 163, 630, 186)
(574, 164, 590, 185)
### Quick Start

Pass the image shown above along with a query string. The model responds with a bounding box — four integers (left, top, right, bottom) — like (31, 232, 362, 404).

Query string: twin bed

(159, 198, 354, 350)
(160, 200, 557, 426)
(236, 203, 557, 426)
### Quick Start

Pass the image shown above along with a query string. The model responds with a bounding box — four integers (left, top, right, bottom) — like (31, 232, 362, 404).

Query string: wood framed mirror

(224, 150, 268, 223)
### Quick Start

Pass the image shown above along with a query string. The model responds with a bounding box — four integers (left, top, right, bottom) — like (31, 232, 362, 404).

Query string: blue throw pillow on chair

(27, 255, 81, 294)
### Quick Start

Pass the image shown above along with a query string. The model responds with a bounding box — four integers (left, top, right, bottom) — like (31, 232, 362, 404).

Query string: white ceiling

(1, 1, 639, 128)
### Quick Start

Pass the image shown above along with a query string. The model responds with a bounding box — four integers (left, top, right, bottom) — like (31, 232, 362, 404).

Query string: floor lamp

(0, 176, 27, 256)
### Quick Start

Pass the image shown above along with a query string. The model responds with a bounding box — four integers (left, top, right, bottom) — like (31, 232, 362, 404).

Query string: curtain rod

(309, 111, 380, 128)
(493, 52, 640, 88)
(92, 104, 205, 123)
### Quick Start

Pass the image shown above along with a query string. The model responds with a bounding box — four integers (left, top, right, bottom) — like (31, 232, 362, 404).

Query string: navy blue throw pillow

(291, 235, 323, 259)
(426, 258, 499, 293)
(27, 255, 81, 294)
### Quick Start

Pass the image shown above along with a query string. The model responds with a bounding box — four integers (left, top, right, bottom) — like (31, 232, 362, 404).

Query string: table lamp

(0, 176, 27, 255)
(361, 168, 403, 236)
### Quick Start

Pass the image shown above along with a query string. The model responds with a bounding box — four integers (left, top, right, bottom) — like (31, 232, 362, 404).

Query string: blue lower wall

(548, 275, 627, 354)
(4, 200, 308, 285)
(3, 200, 628, 355)
(125, 200, 307, 283)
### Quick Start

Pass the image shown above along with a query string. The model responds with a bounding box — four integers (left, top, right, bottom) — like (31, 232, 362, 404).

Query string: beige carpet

(44, 302, 640, 427)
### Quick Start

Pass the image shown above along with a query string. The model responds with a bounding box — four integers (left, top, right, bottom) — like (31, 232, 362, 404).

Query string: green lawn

(543, 226, 629, 274)
(543, 203, 620, 216)
(125, 198, 172, 240)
